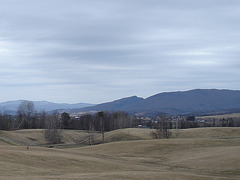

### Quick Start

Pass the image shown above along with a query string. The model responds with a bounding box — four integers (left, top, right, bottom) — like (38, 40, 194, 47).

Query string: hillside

(0, 127, 240, 179)
(77, 96, 144, 112)
(74, 89, 240, 115)
(0, 129, 90, 146)
(1, 127, 240, 146)
(142, 89, 240, 114)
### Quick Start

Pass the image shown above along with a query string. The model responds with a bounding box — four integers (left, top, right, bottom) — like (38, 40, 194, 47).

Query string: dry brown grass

(1, 127, 238, 146)
(0, 129, 90, 146)
(0, 127, 240, 179)
(197, 113, 240, 119)
(172, 127, 240, 138)
(95, 128, 154, 143)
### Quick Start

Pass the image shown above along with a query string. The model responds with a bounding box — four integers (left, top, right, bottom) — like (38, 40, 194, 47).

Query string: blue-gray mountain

(74, 89, 240, 115)
(1, 89, 240, 115)
(0, 100, 94, 115)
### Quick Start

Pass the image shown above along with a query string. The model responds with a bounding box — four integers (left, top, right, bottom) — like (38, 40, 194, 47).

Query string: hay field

(197, 113, 240, 119)
(0, 129, 89, 146)
(0, 127, 240, 179)
(172, 127, 240, 138)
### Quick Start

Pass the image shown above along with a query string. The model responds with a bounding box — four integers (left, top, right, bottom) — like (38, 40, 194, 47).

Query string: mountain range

(0, 100, 94, 115)
(73, 89, 240, 115)
(1, 89, 240, 116)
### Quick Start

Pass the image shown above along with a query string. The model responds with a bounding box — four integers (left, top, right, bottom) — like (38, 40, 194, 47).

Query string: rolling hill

(1, 127, 240, 147)
(0, 127, 240, 179)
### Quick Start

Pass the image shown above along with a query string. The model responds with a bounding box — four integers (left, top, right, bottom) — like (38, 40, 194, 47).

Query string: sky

(0, 0, 240, 104)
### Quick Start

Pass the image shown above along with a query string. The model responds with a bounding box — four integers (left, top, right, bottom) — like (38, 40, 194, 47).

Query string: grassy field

(197, 113, 240, 119)
(0, 127, 240, 179)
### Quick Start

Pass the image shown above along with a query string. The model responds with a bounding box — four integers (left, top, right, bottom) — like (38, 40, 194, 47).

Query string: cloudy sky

(0, 0, 240, 104)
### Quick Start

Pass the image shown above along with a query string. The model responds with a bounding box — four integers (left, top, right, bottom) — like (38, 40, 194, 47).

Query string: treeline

(0, 101, 136, 131)
(71, 111, 134, 131)
(197, 117, 240, 127)
(1, 101, 240, 131)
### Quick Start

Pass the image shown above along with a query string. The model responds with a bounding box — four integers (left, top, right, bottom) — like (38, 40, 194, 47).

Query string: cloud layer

(0, 0, 240, 103)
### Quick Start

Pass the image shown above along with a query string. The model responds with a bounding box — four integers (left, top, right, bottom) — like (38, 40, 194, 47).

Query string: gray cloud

(0, 0, 240, 103)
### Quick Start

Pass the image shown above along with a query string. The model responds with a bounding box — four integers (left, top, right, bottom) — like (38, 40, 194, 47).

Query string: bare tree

(111, 111, 129, 130)
(38, 110, 47, 129)
(44, 112, 62, 144)
(152, 115, 172, 139)
(61, 112, 71, 129)
(88, 114, 95, 145)
(176, 116, 179, 137)
(17, 101, 35, 129)
(97, 111, 105, 143)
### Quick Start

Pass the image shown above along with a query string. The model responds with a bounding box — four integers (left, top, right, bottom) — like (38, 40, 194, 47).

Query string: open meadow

(0, 127, 240, 179)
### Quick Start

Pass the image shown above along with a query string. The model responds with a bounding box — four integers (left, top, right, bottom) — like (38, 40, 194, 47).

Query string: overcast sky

(0, 0, 240, 104)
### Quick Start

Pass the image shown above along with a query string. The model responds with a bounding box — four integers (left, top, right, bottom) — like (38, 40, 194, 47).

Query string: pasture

(0, 127, 240, 179)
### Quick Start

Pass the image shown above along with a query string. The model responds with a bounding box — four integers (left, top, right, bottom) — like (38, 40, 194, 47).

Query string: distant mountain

(0, 100, 94, 115)
(73, 89, 240, 115)
(2, 89, 240, 116)
(140, 89, 240, 115)
(77, 96, 144, 112)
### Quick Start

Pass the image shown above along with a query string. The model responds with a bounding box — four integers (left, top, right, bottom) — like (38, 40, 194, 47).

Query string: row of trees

(0, 101, 134, 131)
(71, 111, 132, 131)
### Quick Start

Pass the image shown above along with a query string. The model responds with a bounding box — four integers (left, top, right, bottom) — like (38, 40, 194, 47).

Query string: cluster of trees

(0, 102, 136, 131)
(177, 116, 199, 129)
(71, 111, 133, 131)
(72, 111, 133, 144)
(151, 115, 172, 139)
(0, 101, 48, 130)
(0, 101, 136, 144)
(0, 114, 13, 130)
(201, 117, 240, 127)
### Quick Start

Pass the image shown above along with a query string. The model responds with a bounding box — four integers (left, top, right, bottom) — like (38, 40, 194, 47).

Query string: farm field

(197, 113, 240, 119)
(0, 127, 240, 179)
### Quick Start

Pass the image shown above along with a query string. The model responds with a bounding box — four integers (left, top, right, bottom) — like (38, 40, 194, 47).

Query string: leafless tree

(88, 114, 95, 145)
(44, 112, 62, 144)
(152, 115, 172, 139)
(97, 111, 105, 143)
(111, 111, 129, 130)
(38, 110, 47, 129)
(17, 101, 35, 129)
